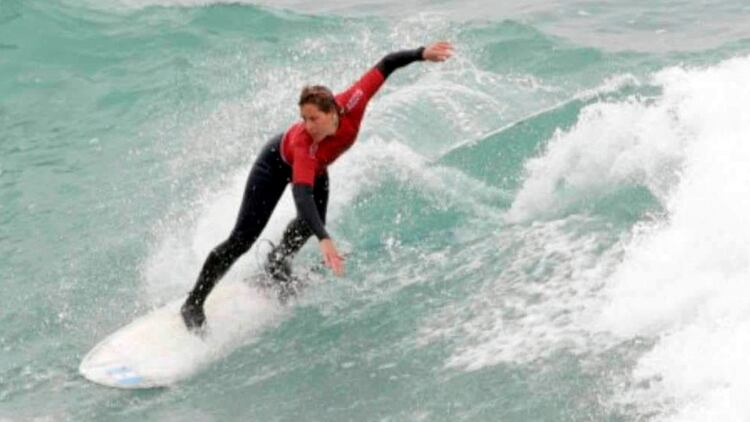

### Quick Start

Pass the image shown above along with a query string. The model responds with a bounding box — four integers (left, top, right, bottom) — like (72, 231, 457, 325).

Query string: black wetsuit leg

(266, 172, 329, 279)
(183, 134, 290, 327)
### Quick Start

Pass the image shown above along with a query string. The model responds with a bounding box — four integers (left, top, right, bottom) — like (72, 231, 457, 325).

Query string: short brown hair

(298, 85, 340, 114)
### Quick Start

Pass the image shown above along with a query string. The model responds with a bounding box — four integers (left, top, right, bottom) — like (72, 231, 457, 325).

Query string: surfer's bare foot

(180, 301, 206, 333)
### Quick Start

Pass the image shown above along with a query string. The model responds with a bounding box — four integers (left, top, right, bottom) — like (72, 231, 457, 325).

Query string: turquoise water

(3, 0, 750, 420)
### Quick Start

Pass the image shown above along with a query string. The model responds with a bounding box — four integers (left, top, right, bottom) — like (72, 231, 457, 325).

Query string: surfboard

(79, 278, 284, 389)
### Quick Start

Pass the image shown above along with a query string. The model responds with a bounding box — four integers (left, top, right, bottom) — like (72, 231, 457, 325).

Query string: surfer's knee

(286, 218, 313, 241)
(275, 218, 312, 257)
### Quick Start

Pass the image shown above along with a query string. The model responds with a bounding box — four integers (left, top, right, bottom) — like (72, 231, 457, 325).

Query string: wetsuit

(182, 47, 426, 330)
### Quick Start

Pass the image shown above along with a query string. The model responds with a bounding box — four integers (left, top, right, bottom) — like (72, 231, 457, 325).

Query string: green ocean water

(3, 1, 750, 420)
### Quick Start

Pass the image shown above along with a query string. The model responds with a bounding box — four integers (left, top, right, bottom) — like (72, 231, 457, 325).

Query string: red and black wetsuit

(182, 47, 426, 328)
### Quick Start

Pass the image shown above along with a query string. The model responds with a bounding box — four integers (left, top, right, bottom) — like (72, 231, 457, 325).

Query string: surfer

(181, 41, 454, 332)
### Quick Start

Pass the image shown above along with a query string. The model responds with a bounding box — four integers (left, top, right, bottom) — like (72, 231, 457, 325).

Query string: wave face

(2, 1, 750, 420)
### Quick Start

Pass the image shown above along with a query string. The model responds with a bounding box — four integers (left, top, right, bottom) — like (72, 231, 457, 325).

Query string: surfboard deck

(79, 277, 286, 389)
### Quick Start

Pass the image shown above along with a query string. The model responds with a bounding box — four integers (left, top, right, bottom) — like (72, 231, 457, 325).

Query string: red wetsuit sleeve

(291, 145, 317, 186)
(336, 67, 385, 122)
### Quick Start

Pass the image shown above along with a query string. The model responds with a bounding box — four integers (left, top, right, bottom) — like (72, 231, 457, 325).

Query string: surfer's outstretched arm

(376, 41, 454, 78)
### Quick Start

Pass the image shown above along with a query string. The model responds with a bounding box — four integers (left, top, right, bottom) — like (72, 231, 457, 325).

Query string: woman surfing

(181, 41, 454, 332)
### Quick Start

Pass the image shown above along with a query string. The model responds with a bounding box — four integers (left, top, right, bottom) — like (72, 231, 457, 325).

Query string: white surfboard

(79, 279, 284, 389)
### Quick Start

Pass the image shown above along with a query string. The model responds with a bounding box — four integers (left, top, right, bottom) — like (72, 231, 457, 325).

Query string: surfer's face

(300, 103, 338, 142)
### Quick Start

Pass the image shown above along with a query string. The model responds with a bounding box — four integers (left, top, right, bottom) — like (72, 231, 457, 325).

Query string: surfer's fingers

(326, 252, 344, 276)
(332, 257, 345, 276)
(424, 43, 454, 62)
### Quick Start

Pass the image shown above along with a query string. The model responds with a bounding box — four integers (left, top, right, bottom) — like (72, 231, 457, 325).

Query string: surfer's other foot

(264, 253, 293, 283)
(180, 301, 206, 334)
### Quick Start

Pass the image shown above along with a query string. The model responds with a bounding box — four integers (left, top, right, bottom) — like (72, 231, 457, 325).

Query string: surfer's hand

(319, 238, 345, 276)
(423, 41, 453, 62)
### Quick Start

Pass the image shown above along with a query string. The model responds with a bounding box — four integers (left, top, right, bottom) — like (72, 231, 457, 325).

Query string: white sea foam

(596, 55, 750, 421)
